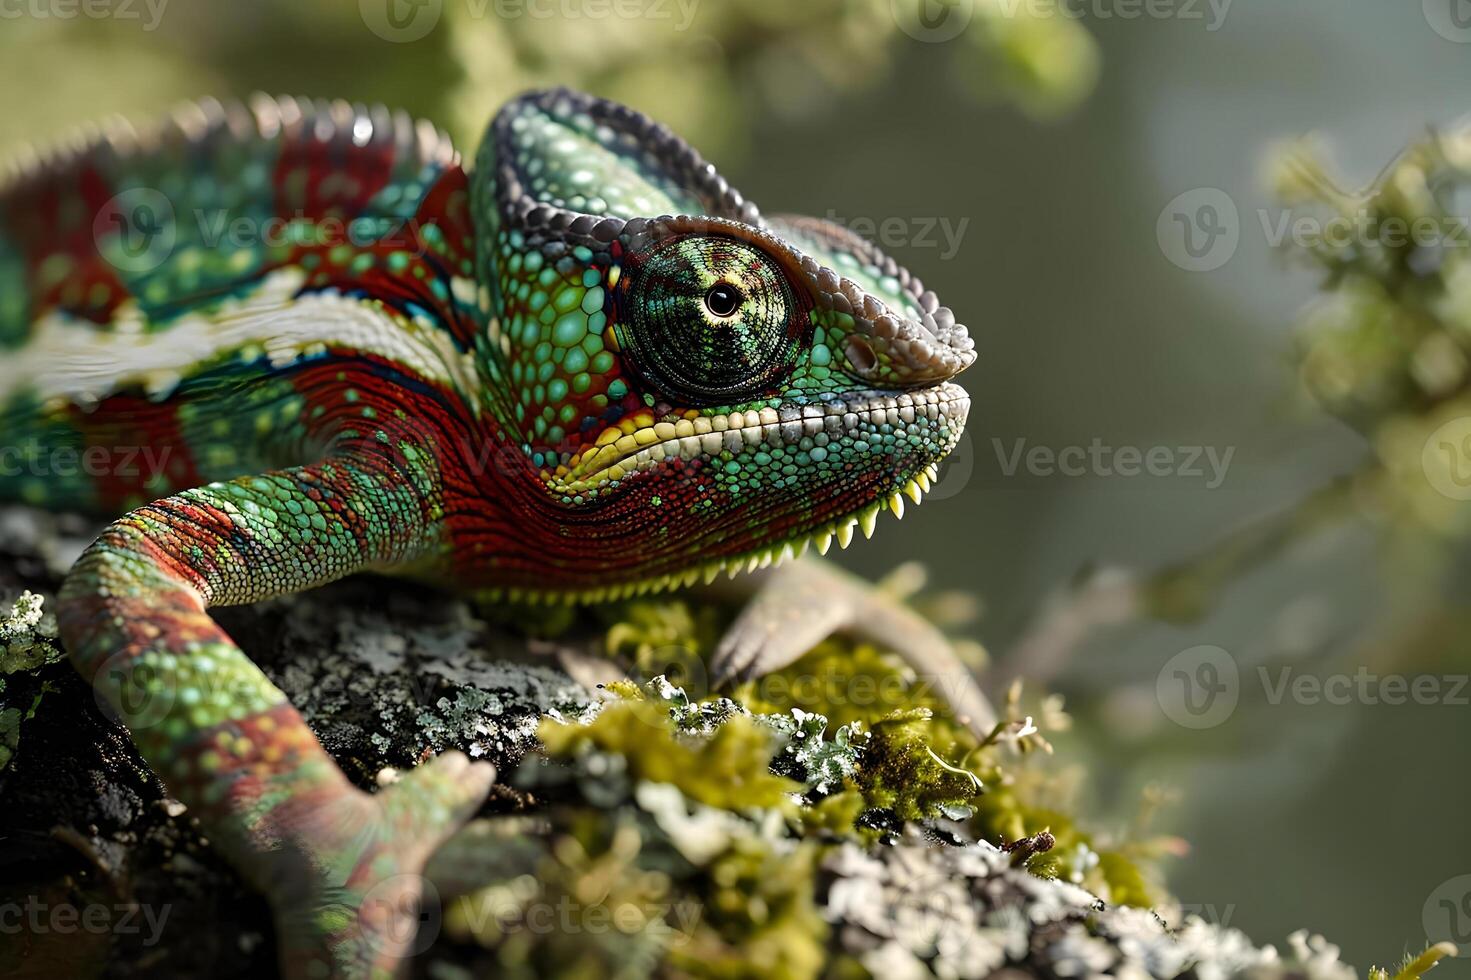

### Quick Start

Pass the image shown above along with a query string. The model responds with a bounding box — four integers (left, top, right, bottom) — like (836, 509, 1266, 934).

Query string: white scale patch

(0, 268, 482, 409)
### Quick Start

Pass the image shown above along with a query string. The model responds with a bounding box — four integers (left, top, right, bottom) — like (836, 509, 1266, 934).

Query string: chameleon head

(470, 89, 974, 596)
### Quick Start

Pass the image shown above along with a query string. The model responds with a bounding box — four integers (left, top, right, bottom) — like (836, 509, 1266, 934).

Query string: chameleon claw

(709, 558, 997, 737)
(270, 752, 496, 979)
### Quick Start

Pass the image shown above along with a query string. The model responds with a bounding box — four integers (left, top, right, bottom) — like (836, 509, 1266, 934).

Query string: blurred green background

(5, 0, 1471, 971)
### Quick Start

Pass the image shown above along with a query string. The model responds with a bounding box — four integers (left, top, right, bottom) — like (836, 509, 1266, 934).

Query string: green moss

(854, 708, 982, 825)
(969, 793, 1163, 908)
(738, 638, 965, 738)
(539, 697, 800, 814)
(664, 840, 827, 980)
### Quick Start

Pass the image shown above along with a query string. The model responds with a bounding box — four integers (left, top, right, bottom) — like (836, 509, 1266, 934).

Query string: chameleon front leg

(709, 557, 997, 737)
(58, 454, 495, 979)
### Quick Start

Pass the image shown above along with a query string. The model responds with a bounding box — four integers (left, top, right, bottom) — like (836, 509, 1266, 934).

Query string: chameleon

(0, 88, 985, 977)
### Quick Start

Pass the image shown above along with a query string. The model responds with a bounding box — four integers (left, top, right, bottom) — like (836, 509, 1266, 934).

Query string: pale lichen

(0, 589, 63, 770)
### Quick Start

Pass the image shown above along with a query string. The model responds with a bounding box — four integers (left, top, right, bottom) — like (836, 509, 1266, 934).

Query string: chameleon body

(0, 89, 979, 977)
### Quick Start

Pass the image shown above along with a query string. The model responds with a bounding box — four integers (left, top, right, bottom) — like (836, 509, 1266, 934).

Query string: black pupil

(705, 283, 743, 318)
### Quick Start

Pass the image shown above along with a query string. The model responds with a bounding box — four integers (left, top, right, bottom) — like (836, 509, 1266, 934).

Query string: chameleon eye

(617, 235, 804, 404)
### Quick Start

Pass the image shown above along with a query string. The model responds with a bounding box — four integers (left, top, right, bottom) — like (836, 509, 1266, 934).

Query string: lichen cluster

(410, 641, 1448, 980)
(0, 589, 62, 770)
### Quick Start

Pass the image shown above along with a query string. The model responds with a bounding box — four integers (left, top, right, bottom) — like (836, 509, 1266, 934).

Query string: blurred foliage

(1088, 124, 1471, 634)
(1277, 128, 1471, 426)
(1272, 126, 1471, 540)
(0, 0, 1098, 166)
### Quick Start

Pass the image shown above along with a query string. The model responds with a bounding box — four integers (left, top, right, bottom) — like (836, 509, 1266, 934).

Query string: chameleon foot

(268, 751, 496, 980)
(710, 558, 997, 737)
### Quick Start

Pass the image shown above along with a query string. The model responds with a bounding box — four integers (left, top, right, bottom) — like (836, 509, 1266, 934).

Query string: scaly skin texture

(0, 89, 979, 977)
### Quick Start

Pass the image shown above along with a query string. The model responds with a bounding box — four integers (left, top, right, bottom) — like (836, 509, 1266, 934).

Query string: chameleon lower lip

(562, 382, 970, 491)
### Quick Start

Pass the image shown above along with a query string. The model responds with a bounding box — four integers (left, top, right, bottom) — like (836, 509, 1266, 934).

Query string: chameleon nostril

(844, 336, 877, 375)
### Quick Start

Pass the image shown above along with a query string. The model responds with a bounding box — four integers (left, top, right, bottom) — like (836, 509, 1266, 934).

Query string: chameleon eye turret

(472, 89, 975, 594)
(613, 233, 806, 404)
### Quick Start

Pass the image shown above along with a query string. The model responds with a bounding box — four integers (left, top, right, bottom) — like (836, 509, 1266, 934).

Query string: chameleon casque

(0, 88, 984, 976)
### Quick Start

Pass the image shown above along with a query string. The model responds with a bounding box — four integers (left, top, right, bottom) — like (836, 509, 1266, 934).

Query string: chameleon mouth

(555, 382, 970, 494)
(490, 384, 969, 604)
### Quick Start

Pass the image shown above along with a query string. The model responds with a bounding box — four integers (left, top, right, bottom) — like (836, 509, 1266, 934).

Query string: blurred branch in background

(1002, 120, 1471, 685)
(996, 475, 1361, 685)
